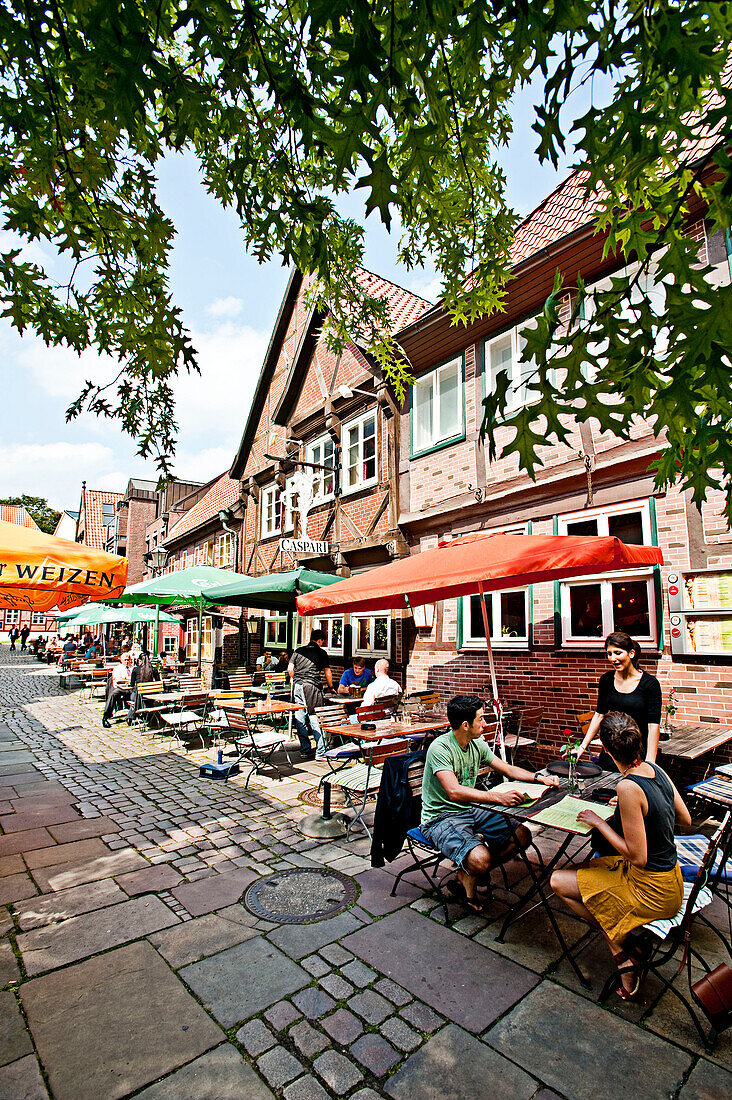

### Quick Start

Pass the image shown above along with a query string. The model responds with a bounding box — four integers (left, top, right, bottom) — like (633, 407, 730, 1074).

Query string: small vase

(568, 754, 580, 795)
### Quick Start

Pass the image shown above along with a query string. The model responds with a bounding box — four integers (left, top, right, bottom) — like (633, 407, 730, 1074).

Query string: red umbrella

(297, 532, 664, 755)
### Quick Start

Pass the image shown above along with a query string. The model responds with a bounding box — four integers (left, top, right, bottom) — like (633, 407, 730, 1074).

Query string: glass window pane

(362, 418, 376, 481)
(500, 592, 527, 638)
(414, 377, 433, 451)
(439, 363, 460, 439)
(612, 579, 650, 636)
(332, 619, 343, 647)
(469, 595, 487, 638)
(374, 617, 388, 651)
(567, 518, 598, 537)
(608, 511, 644, 545)
(357, 618, 370, 649)
(489, 335, 512, 395)
(347, 430, 360, 487)
(569, 584, 604, 636)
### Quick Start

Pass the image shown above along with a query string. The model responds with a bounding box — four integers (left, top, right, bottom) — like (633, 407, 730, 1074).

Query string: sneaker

(299, 749, 315, 759)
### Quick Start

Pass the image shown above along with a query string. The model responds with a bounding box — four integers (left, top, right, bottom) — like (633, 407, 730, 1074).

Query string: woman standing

(552, 711, 688, 999)
(577, 631, 662, 766)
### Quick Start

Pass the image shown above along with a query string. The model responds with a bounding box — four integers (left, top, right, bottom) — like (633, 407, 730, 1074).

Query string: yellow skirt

(576, 856, 683, 942)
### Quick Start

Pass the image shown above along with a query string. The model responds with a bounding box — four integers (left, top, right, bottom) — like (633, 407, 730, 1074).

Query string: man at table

(256, 648, 278, 672)
(338, 656, 373, 696)
(421, 695, 559, 911)
(361, 659, 401, 706)
(288, 629, 333, 758)
(102, 651, 133, 728)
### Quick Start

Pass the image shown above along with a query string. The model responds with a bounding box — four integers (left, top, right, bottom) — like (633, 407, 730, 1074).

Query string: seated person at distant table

(256, 648, 278, 671)
(102, 652, 133, 728)
(421, 695, 559, 911)
(338, 656, 373, 696)
(361, 659, 401, 706)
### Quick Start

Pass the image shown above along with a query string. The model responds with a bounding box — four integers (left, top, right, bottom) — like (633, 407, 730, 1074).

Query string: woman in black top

(577, 631, 662, 766)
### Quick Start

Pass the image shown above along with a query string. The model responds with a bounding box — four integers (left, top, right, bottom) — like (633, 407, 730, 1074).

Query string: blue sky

(0, 78, 585, 511)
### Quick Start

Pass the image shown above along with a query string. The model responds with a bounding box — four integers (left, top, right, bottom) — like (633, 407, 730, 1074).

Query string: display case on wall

(667, 568, 732, 657)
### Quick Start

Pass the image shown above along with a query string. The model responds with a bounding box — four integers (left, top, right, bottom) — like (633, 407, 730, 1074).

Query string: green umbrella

(117, 566, 239, 671)
(205, 568, 342, 610)
(56, 605, 179, 626)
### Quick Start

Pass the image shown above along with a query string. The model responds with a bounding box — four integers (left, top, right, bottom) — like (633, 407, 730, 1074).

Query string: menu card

(493, 781, 549, 805)
(530, 795, 615, 834)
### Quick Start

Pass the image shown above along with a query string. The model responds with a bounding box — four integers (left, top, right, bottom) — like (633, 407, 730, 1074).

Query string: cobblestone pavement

(0, 648, 731, 1099)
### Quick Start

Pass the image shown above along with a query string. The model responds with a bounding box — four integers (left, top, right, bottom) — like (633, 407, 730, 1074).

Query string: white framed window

(558, 500, 657, 646)
(412, 357, 463, 454)
(352, 614, 390, 657)
(5, 610, 20, 626)
(31, 612, 45, 625)
(460, 524, 529, 648)
(307, 436, 336, 502)
(186, 616, 213, 661)
(261, 482, 294, 538)
(217, 532, 234, 567)
(342, 410, 378, 494)
(263, 609, 288, 648)
(485, 322, 538, 413)
(162, 635, 177, 654)
(299, 615, 344, 656)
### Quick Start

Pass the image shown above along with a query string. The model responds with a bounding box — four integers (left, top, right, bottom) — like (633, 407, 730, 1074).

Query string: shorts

(421, 807, 514, 871)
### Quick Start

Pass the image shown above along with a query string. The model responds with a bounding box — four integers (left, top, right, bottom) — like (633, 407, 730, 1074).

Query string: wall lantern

(245, 615, 260, 635)
(412, 603, 436, 629)
(149, 545, 169, 574)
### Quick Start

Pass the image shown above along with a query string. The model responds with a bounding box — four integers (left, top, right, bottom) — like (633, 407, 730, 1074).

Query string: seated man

(338, 656, 373, 696)
(361, 658, 401, 706)
(102, 652, 133, 728)
(256, 648, 278, 671)
(421, 694, 558, 911)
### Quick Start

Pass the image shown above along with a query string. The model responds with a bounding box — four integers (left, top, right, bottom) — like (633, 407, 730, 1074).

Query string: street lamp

(149, 545, 168, 575)
(245, 615, 260, 635)
(335, 384, 375, 400)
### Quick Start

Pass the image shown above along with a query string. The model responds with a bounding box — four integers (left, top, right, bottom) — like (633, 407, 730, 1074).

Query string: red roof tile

(166, 473, 240, 542)
(353, 267, 432, 331)
(0, 505, 40, 530)
(77, 489, 123, 550)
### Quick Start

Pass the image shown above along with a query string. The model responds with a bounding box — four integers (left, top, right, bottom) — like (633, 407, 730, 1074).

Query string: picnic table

(486, 767, 621, 988)
(662, 721, 732, 761)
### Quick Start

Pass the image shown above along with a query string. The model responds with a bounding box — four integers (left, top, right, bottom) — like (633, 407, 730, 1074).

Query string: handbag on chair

(691, 963, 732, 1036)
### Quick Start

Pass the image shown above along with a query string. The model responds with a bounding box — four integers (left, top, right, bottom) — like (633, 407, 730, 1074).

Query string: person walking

(8, 626, 19, 652)
(19, 624, 30, 652)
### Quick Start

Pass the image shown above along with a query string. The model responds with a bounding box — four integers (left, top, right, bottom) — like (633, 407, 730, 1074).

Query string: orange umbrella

(0, 519, 128, 614)
(297, 532, 664, 756)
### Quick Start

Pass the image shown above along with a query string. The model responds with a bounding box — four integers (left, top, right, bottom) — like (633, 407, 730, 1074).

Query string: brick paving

(0, 647, 731, 1098)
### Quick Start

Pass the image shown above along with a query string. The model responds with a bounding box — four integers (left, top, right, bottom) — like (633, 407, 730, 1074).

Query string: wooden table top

(488, 769, 620, 825)
(322, 718, 448, 742)
(662, 722, 732, 760)
(222, 699, 300, 716)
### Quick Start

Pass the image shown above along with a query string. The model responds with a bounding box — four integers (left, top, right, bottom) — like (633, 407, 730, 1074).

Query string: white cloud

(0, 440, 115, 509)
(206, 296, 244, 318)
(409, 274, 442, 303)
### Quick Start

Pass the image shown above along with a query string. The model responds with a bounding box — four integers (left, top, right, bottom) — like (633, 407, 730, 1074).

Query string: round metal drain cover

(244, 868, 358, 924)
(298, 785, 346, 809)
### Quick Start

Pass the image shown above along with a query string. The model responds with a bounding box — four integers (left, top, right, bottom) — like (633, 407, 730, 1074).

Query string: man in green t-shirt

(422, 695, 558, 911)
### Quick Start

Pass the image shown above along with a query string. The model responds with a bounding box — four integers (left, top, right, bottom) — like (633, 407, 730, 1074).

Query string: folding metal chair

(329, 736, 409, 842)
(221, 706, 289, 787)
(314, 703, 360, 791)
(503, 705, 544, 764)
(159, 691, 209, 750)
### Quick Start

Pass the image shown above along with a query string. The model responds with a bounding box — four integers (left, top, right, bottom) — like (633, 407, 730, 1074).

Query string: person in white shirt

(361, 659, 401, 707)
(102, 652, 133, 727)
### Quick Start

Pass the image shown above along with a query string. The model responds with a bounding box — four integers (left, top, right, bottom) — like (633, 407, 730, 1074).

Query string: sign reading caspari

(280, 537, 330, 555)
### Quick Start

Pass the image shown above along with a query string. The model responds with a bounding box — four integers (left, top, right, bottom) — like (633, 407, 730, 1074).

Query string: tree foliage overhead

(0, 2, 730, 509)
(0, 495, 61, 534)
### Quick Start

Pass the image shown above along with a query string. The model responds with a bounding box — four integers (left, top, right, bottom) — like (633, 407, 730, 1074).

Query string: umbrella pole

(478, 582, 505, 760)
(197, 601, 203, 677)
(153, 604, 160, 659)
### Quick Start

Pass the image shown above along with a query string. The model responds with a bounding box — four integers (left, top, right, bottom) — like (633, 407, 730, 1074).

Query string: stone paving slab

(20, 941, 222, 1100)
(0, 990, 33, 1066)
(17, 895, 180, 974)
(149, 912, 260, 969)
(0, 854, 25, 877)
(47, 816, 122, 842)
(0, 751, 36, 769)
(14, 878, 128, 931)
(24, 838, 109, 870)
(644, 986, 732, 1070)
(484, 980, 692, 1100)
(0, 871, 37, 905)
(115, 864, 183, 895)
(0, 1054, 48, 1099)
(180, 936, 310, 1028)
(342, 907, 538, 1033)
(267, 911, 362, 960)
(680, 1056, 732, 1099)
(30, 847, 148, 892)
(0, 828, 53, 857)
(0, 806, 80, 832)
(353, 868, 423, 916)
(385, 1023, 536, 1100)
(171, 866, 259, 916)
(134, 1043, 274, 1100)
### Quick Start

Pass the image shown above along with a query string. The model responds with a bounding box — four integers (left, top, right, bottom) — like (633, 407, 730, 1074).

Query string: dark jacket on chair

(370, 748, 426, 868)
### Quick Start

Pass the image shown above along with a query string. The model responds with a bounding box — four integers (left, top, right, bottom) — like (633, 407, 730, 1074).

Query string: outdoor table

(315, 718, 449, 823)
(486, 767, 620, 988)
(686, 774, 732, 810)
(662, 722, 732, 761)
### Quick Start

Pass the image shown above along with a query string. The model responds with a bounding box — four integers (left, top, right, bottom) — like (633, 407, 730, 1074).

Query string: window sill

(410, 431, 466, 461)
(460, 642, 529, 651)
(340, 480, 380, 499)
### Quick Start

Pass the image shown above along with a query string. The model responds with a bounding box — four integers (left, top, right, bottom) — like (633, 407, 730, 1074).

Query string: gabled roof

(165, 472, 240, 543)
(0, 505, 40, 530)
(78, 488, 123, 550)
(230, 266, 431, 478)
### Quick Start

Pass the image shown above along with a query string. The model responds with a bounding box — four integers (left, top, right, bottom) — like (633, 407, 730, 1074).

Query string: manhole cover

(299, 784, 346, 808)
(244, 868, 358, 924)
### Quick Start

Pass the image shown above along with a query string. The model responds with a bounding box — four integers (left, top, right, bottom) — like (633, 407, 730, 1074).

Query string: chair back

(222, 708, 252, 736)
(137, 682, 164, 699)
(369, 738, 410, 767)
(179, 674, 204, 691)
(314, 703, 349, 728)
(357, 697, 400, 722)
(406, 758, 426, 800)
(576, 711, 595, 739)
(182, 692, 207, 710)
(517, 706, 544, 740)
(264, 672, 288, 688)
(229, 673, 255, 691)
(211, 690, 248, 704)
(680, 814, 732, 937)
